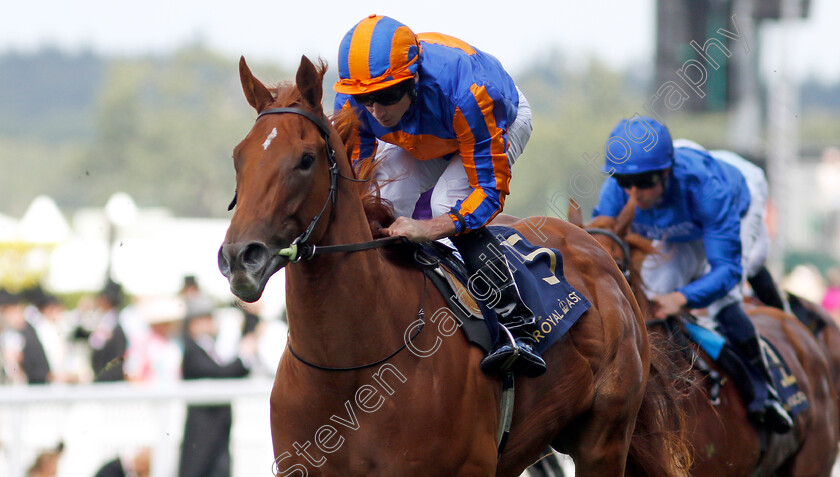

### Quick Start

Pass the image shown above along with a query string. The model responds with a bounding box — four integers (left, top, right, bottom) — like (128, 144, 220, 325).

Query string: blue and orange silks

(334, 26, 521, 234)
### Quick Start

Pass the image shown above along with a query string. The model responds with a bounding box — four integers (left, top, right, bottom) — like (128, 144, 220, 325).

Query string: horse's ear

(567, 198, 584, 228)
(615, 195, 636, 238)
(296, 55, 323, 111)
(239, 56, 273, 113)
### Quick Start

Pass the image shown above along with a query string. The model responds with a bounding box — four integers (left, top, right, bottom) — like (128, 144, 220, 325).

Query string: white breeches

(373, 88, 533, 219)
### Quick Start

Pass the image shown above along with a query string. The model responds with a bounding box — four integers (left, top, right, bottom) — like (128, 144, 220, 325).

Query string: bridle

(230, 106, 420, 372)
(586, 227, 631, 280)
(229, 106, 400, 261)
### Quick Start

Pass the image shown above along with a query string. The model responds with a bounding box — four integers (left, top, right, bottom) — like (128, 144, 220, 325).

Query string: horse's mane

(586, 215, 613, 229)
(627, 324, 695, 476)
(329, 105, 396, 238)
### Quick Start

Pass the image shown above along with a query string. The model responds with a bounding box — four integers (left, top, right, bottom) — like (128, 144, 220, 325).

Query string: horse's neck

(284, 181, 419, 365)
(628, 271, 652, 318)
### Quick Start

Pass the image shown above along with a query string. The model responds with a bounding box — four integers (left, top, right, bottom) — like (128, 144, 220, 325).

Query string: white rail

(0, 378, 275, 477)
(5, 380, 837, 477)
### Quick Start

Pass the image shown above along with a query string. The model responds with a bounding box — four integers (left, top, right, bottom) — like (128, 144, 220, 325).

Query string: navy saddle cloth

(412, 226, 591, 355)
(684, 320, 809, 417)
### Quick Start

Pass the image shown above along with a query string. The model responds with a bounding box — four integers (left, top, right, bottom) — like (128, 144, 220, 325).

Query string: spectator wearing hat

(177, 296, 257, 477)
(1, 289, 31, 384)
(89, 281, 129, 382)
(125, 296, 184, 383)
(20, 314, 51, 384)
(0, 288, 52, 384)
(179, 275, 201, 301)
(26, 287, 75, 383)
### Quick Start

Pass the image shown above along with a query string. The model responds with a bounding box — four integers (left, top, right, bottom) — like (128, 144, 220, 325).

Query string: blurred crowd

(0, 275, 287, 477)
(0, 275, 285, 386)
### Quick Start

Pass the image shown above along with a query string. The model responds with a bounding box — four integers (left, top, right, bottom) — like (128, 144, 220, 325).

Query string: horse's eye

(299, 153, 315, 170)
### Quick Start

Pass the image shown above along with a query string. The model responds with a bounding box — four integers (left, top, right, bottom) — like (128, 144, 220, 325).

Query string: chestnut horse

(218, 55, 692, 476)
(571, 199, 839, 476)
(785, 292, 840, 432)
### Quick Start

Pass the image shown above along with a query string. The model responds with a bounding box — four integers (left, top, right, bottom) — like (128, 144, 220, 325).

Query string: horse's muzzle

(218, 241, 285, 302)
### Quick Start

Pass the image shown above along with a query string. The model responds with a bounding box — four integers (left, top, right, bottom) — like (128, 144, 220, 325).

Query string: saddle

(411, 239, 496, 353)
(407, 226, 591, 457)
(658, 314, 809, 419)
(408, 226, 591, 356)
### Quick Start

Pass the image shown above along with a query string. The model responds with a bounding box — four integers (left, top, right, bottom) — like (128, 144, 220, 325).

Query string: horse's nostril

(218, 247, 232, 278)
(242, 242, 269, 268)
(219, 241, 271, 280)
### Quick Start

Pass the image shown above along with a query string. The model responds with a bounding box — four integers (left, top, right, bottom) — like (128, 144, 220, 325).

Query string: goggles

(352, 80, 412, 107)
(613, 170, 666, 190)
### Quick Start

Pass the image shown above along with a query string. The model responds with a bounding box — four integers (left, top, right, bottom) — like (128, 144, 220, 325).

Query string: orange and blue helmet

(334, 15, 421, 95)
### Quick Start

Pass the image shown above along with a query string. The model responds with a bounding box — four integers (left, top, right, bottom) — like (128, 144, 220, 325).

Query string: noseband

(257, 107, 340, 260)
(231, 107, 399, 261)
(240, 108, 420, 372)
(586, 228, 631, 280)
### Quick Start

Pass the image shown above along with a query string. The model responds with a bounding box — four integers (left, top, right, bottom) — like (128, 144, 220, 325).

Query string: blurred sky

(1, 0, 837, 82)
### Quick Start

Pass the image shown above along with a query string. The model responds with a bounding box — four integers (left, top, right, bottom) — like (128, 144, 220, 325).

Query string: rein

(236, 107, 400, 262)
(284, 236, 403, 262)
(241, 108, 421, 372)
(287, 274, 427, 372)
(586, 227, 631, 279)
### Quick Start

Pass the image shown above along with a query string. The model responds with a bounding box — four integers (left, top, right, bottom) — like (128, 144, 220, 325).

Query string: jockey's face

(365, 92, 411, 128)
(621, 170, 668, 210)
(625, 184, 663, 210)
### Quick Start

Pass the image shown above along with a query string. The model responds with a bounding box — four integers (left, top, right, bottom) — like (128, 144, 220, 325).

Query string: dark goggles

(352, 80, 411, 107)
(613, 170, 666, 190)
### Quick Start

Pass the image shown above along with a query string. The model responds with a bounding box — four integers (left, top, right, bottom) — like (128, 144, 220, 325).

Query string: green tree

(506, 57, 646, 220)
(75, 46, 289, 216)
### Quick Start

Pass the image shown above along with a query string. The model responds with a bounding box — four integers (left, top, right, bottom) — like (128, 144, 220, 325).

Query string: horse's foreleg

(564, 419, 634, 476)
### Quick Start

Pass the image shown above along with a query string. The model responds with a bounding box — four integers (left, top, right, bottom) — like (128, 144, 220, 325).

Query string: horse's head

(218, 55, 342, 302)
(568, 197, 643, 270)
(569, 197, 660, 317)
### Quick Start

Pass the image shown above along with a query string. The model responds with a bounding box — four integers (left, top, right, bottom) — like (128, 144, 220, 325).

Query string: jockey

(593, 115, 793, 433)
(333, 15, 543, 377)
(672, 139, 788, 312)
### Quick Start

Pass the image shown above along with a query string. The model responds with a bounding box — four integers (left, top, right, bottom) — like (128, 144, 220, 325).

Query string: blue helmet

(602, 116, 674, 174)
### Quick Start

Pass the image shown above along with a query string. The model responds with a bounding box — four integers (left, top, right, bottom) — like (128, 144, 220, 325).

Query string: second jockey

(593, 115, 793, 433)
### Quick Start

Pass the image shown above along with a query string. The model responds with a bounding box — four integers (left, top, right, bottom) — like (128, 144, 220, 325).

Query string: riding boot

(716, 302, 793, 433)
(740, 336, 794, 434)
(451, 228, 547, 378)
(747, 265, 789, 312)
(480, 269, 547, 378)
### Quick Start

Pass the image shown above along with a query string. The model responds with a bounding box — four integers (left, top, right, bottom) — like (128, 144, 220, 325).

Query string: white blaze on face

(262, 127, 278, 150)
